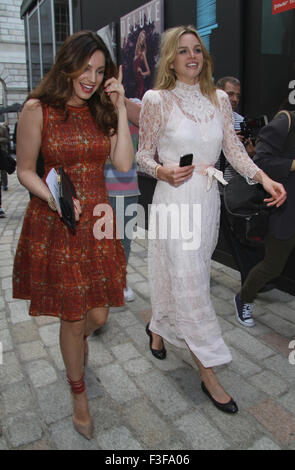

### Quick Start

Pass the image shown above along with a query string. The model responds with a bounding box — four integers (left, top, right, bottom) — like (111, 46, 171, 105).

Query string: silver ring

(114, 84, 119, 88)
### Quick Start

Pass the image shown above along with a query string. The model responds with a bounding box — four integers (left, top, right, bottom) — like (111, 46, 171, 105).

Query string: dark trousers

(240, 233, 295, 302)
(109, 195, 138, 264)
(1, 170, 7, 188)
(219, 201, 265, 284)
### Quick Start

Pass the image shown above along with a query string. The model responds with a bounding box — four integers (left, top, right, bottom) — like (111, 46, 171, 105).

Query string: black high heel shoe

(145, 323, 166, 360)
(201, 381, 238, 414)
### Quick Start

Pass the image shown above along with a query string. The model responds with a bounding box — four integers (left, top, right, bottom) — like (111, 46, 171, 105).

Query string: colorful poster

(97, 23, 117, 64)
(120, 0, 164, 100)
(272, 0, 295, 15)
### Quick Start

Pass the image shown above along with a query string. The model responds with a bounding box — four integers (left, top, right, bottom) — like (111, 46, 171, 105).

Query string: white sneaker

(124, 286, 135, 302)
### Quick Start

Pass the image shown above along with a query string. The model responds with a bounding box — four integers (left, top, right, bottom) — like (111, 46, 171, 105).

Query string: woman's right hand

(157, 165, 194, 187)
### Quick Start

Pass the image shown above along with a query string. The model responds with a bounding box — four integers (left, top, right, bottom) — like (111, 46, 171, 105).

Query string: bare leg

(82, 307, 109, 365)
(191, 352, 231, 404)
(148, 328, 165, 351)
(60, 319, 91, 426)
(84, 306, 109, 337)
(59, 308, 110, 439)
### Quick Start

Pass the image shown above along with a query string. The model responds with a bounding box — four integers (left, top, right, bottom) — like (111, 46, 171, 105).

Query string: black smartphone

(179, 153, 193, 167)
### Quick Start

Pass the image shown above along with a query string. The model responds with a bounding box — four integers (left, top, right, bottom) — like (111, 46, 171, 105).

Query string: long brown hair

(29, 30, 118, 135)
(154, 26, 218, 107)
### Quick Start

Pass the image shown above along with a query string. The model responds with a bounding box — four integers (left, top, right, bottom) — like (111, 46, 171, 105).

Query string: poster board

(272, 0, 295, 15)
(120, 0, 164, 99)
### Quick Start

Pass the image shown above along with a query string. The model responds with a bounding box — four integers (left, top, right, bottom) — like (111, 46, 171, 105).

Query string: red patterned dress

(13, 104, 126, 321)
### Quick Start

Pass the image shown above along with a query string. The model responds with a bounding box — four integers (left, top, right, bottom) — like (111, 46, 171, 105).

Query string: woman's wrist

(253, 169, 266, 184)
(155, 164, 161, 179)
(156, 164, 166, 181)
(47, 195, 57, 211)
(116, 101, 127, 114)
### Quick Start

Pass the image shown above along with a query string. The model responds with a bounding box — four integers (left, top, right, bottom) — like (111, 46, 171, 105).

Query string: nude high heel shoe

(67, 373, 94, 440)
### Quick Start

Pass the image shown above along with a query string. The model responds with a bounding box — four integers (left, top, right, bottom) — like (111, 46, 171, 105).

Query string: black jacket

(254, 111, 295, 240)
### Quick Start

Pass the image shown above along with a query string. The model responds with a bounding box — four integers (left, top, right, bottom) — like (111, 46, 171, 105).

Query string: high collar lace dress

(136, 81, 259, 367)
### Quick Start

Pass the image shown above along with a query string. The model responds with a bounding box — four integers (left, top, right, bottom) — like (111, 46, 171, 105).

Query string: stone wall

(0, 0, 28, 128)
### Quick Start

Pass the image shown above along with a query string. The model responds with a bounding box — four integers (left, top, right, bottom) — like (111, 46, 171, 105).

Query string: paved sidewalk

(0, 174, 295, 450)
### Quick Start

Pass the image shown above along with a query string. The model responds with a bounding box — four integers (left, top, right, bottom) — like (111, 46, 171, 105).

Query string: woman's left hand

(261, 175, 287, 208)
(73, 197, 82, 221)
(104, 65, 125, 110)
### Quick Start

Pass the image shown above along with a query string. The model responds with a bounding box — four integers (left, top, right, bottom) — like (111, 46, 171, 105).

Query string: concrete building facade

(0, 0, 28, 126)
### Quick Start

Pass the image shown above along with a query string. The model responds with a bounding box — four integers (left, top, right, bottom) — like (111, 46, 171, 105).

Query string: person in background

(216, 76, 255, 180)
(13, 30, 133, 440)
(235, 103, 295, 327)
(104, 97, 141, 302)
(216, 76, 264, 293)
(217, 77, 243, 125)
(0, 178, 4, 218)
(0, 121, 10, 191)
(0, 122, 10, 217)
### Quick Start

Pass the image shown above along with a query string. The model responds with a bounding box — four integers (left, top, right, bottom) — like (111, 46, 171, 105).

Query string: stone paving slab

(248, 399, 295, 447)
(0, 174, 294, 450)
(175, 410, 229, 450)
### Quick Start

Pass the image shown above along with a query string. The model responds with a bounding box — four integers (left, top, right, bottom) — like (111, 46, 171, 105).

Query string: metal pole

(51, 0, 56, 58)
(37, 3, 43, 78)
(26, 15, 33, 91)
(69, 0, 73, 35)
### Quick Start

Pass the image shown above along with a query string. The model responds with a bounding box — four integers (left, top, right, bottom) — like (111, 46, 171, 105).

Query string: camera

(240, 115, 268, 143)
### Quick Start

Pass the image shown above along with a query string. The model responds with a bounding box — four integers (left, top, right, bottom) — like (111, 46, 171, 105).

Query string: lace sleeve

(218, 90, 259, 180)
(136, 90, 163, 178)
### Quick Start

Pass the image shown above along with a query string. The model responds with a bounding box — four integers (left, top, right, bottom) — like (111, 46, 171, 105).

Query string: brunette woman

(13, 31, 133, 439)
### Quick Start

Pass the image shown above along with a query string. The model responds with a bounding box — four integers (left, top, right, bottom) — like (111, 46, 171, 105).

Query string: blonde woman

(133, 30, 151, 99)
(136, 26, 286, 413)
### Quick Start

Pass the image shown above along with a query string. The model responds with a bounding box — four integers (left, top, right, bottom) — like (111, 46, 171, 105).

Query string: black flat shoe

(145, 323, 166, 360)
(201, 381, 238, 414)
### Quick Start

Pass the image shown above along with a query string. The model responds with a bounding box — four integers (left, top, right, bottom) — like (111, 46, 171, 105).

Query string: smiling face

(170, 33, 204, 85)
(68, 49, 106, 107)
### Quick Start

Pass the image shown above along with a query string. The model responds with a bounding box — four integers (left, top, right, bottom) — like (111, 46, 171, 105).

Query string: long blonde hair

(135, 30, 147, 58)
(154, 25, 218, 107)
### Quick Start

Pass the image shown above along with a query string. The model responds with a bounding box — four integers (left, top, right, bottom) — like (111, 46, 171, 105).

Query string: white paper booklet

(46, 168, 61, 212)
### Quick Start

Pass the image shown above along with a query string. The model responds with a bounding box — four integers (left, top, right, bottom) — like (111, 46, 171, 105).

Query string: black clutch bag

(223, 174, 271, 246)
(57, 167, 77, 232)
(223, 173, 268, 218)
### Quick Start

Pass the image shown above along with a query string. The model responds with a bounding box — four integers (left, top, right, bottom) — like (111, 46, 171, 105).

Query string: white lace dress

(136, 81, 259, 367)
